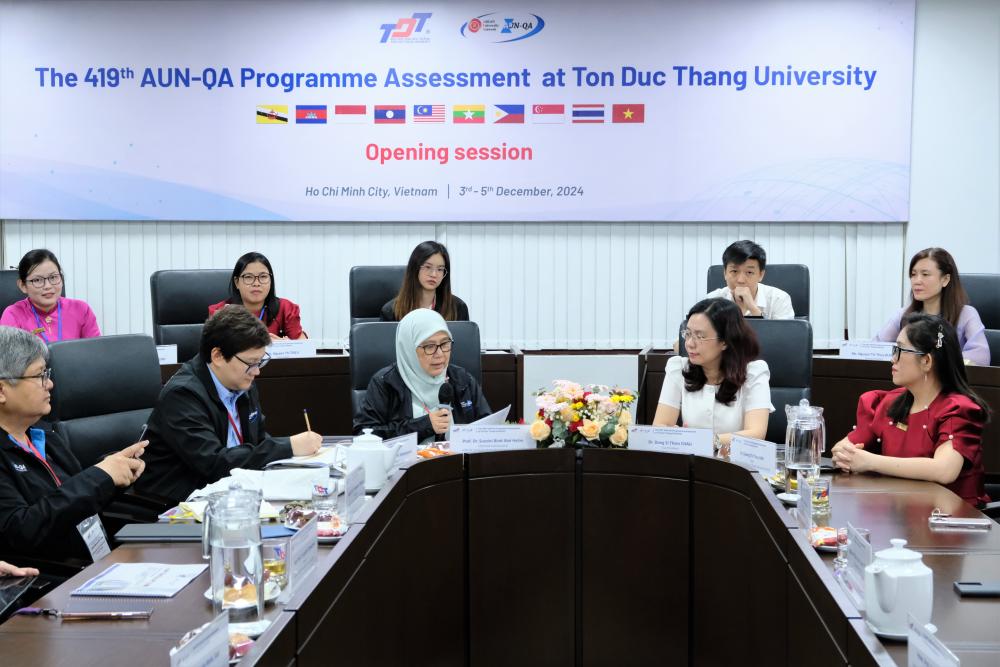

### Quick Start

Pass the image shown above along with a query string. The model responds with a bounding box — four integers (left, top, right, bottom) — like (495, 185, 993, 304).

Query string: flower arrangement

(529, 380, 637, 449)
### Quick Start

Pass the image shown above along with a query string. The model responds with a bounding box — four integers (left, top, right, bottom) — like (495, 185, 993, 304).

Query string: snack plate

(284, 516, 348, 544)
(203, 579, 281, 607)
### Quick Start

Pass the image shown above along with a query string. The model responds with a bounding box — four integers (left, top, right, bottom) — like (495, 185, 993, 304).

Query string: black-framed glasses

(891, 344, 926, 362)
(419, 263, 448, 277)
(417, 340, 453, 356)
(24, 273, 63, 289)
(239, 272, 271, 286)
(680, 329, 719, 343)
(0, 368, 53, 385)
(233, 353, 271, 374)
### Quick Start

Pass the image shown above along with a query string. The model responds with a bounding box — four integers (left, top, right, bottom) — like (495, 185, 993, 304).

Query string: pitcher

(784, 399, 825, 494)
(205, 483, 265, 622)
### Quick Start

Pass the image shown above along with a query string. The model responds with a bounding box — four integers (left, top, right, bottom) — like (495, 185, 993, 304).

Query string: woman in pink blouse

(0, 249, 100, 342)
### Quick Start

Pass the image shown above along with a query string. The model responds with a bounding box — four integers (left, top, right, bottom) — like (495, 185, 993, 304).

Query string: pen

(303, 409, 312, 432)
(61, 611, 152, 620)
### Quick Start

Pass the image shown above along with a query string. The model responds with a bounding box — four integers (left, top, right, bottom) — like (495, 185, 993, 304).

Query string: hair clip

(935, 328, 944, 349)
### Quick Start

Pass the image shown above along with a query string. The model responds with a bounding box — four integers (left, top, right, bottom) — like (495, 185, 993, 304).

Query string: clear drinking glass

(311, 479, 338, 521)
(262, 537, 289, 589)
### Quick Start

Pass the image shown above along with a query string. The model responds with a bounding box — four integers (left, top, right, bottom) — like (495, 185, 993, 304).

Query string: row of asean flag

(256, 103, 645, 125)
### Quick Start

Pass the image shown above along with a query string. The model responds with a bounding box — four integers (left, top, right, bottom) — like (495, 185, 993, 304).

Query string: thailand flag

(571, 104, 605, 124)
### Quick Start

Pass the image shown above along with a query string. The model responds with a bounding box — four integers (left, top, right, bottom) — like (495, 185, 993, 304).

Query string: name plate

(156, 344, 178, 365)
(628, 426, 713, 457)
(170, 612, 229, 667)
(839, 341, 895, 361)
(387, 432, 419, 471)
(796, 475, 814, 529)
(730, 436, 777, 477)
(846, 521, 873, 599)
(266, 339, 318, 359)
(287, 514, 318, 594)
(450, 424, 534, 453)
(343, 464, 366, 521)
(908, 615, 960, 667)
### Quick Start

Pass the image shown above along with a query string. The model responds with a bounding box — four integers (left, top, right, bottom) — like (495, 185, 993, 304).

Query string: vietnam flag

(612, 104, 645, 123)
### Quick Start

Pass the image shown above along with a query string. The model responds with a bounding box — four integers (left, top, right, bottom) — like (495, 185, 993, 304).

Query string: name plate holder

(266, 339, 318, 359)
(839, 341, 895, 361)
(796, 475, 814, 530)
(908, 615, 960, 666)
(387, 432, 419, 472)
(843, 521, 872, 610)
(286, 514, 318, 596)
(169, 612, 229, 667)
(628, 426, 713, 457)
(449, 424, 534, 453)
(343, 464, 366, 522)
(156, 344, 178, 365)
(730, 435, 777, 477)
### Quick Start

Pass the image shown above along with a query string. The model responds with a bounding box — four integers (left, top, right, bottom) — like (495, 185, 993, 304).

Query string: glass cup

(311, 479, 339, 522)
(834, 527, 849, 570)
(811, 477, 831, 516)
(261, 537, 289, 589)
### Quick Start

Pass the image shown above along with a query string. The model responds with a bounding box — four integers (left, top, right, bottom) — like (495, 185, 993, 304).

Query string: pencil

(303, 408, 312, 432)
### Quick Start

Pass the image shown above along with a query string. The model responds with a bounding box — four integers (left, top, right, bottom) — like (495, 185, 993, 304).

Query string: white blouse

(657, 356, 774, 435)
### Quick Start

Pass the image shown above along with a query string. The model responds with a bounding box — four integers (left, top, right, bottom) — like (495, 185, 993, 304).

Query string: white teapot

(346, 429, 400, 491)
(864, 539, 933, 637)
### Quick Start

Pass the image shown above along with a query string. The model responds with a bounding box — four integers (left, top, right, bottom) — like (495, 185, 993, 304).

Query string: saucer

(865, 620, 908, 641)
(776, 492, 799, 505)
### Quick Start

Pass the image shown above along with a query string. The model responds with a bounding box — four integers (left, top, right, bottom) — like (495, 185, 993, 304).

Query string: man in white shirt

(705, 240, 795, 319)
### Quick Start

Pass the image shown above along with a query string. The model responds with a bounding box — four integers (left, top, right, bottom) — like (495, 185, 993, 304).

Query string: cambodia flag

(295, 105, 327, 124)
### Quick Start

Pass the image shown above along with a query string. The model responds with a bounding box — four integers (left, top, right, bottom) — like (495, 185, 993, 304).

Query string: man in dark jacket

(137, 306, 321, 504)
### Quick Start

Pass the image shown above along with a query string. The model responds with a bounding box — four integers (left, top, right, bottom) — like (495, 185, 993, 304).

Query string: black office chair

(963, 274, 1000, 329)
(983, 330, 1000, 369)
(47, 334, 170, 531)
(150, 269, 230, 362)
(679, 319, 812, 444)
(349, 265, 406, 326)
(0, 269, 65, 314)
(706, 263, 810, 320)
(348, 321, 483, 418)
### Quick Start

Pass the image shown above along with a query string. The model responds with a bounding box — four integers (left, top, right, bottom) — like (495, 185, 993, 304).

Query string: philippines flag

(572, 104, 605, 124)
(295, 105, 327, 124)
(374, 105, 406, 124)
(333, 105, 368, 124)
(493, 104, 525, 124)
(530, 104, 564, 124)
(413, 104, 445, 123)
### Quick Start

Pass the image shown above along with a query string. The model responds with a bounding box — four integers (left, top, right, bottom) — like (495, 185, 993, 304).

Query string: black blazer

(0, 424, 116, 565)
(354, 363, 491, 440)
(136, 355, 292, 504)
(379, 296, 470, 322)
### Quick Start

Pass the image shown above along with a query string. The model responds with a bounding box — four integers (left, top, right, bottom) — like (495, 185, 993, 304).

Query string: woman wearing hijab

(354, 310, 491, 442)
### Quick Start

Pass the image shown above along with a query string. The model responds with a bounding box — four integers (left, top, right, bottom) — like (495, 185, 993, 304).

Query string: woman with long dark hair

(875, 247, 989, 365)
(834, 313, 991, 506)
(653, 298, 773, 452)
(209, 251, 306, 339)
(380, 241, 469, 322)
(1, 249, 100, 342)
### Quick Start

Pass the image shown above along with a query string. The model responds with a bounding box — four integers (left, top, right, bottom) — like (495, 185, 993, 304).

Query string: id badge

(76, 514, 112, 562)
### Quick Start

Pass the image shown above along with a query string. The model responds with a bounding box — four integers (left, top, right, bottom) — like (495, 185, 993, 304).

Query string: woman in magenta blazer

(1, 249, 100, 342)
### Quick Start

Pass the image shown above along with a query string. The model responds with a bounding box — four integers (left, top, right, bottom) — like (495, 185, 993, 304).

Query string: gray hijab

(395, 309, 451, 411)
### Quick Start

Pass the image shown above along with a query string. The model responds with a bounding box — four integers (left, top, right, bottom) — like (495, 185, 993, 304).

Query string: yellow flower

(610, 426, 628, 446)
(572, 401, 584, 410)
(571, 412, 581, 422)
(616, 410, 632, 427)
(559, 407, 574, 422)
(529, 420, 551, 441)
(579, 419, 602, 440)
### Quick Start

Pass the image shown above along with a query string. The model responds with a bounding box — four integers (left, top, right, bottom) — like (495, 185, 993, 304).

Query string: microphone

(435, 382, 454, 442)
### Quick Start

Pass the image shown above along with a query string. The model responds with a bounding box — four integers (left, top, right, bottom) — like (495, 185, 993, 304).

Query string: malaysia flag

(571, 104, 605, 124)
(413, 104, 445, 123)
(530, 104, 564, 123)
(333, 105, 368, 124)
(295, 105, 327, 124)
(493, 104, 525, 124)
(612, 104, 645, 123)
(374, 105, 406, 124)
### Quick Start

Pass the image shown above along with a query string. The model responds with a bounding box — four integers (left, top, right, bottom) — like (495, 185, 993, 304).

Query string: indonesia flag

(333, 105, 368, 124)
(530, 104, 564, 124)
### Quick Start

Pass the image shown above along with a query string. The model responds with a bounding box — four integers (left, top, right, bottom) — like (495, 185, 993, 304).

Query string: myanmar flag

(612, 104, 645, 123)
(453, 105, 485, 124)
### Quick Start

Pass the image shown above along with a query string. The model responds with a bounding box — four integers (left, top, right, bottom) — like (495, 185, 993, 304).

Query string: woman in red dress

(208, 252, 306, 340)
(831, 313, 991, 507)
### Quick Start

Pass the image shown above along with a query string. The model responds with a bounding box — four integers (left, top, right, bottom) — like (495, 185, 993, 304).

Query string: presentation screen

(0, 0, 915, 222)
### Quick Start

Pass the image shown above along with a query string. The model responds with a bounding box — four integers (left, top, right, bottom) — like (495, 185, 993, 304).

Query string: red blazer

(208, 298, 306, 339)
(847, 387, 988, 506)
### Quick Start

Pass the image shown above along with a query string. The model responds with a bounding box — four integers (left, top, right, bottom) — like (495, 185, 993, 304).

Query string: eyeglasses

(891, 344, 927, 362)
(239, 273, 271, 286)
(0, 368, 53, 385)
(417, 340, 453, 356)
(419, 264, 448, 277)
(233, 353, 271, 374)
(681, 329, 719, 344)
(24, 273, 63, 289)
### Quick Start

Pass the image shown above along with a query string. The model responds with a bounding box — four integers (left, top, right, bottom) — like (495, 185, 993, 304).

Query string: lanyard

(258, 305, 266, 320)
(29, 299, 62, 344)
(9, 435, 62, 487)
(226, 409, 244, 445)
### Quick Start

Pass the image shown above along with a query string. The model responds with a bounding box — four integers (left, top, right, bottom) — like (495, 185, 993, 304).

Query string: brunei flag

(295, 105, 328, 124)
(453, 104, 485, 124)
(256, 104, 289, 124)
